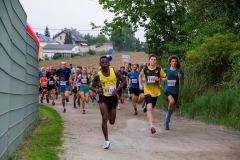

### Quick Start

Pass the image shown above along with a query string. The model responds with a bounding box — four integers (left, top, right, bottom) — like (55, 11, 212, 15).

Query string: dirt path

(46, 97, 240, 160)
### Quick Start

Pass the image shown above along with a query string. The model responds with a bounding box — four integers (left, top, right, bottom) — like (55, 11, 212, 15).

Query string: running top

(127, 71, 140, 88)
(140, 66, 166, 97)
(56, 68, 71, 85)
(163, 67, 184, 94)
(40, 77, 47, 88)
(98, 67, 117, 97)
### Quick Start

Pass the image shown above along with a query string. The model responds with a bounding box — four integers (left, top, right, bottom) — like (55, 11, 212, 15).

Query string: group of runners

(38, 54, 184, 149)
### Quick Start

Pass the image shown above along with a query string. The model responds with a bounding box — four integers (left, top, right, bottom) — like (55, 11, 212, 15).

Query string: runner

(138, 64, 146, 109)
(39, 72, 48, 103)
(89, 68, 97, 104)
(56, 62, 71, 112)
(71, 67, 81, 109)
(79, 66, 90, 114)
(46, 73, 57, 106)
(127, 64, 140, 115)
(116, 66, 127, 110)
(139, 54, 167, 134)
(163, 55, 184, 130)
(92, 56, 126, 149)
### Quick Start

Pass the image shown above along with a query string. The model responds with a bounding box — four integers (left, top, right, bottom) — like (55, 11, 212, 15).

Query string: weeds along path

(44, 97, 240, 160)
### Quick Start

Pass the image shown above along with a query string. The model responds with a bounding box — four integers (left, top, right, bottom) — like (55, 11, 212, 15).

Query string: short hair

(149, 54, 157, 60)
(61, 61, 66, 65)
(100, 56, 108, 62)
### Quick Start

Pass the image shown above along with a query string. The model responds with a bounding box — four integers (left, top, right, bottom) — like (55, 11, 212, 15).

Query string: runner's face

(83, 67, 87, 74)
(76, 69, 80, 75)
(100, 58, 109, 69)
(170, 59, 177, 67)
(149, 57, 157, 66)
(132, 65, 137, 71)
(61, 64, 66, 69)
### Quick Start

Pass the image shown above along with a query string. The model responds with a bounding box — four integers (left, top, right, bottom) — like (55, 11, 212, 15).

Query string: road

(45, 97, 240, 160)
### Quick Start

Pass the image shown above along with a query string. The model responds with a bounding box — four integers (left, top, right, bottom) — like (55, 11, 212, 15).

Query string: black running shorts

(98, 95, 118, 110)
(144, 95, 158, 108)
(129, 88, 140, 96)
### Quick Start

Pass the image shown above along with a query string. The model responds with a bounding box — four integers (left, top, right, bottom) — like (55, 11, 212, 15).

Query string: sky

(19, 0, 145, 41)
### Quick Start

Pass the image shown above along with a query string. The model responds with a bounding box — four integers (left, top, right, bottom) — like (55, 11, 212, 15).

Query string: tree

(96, 0, 240, 56)
(135, 38, 142, 52)
(84, 34, 109, 45)
(44, 26, 50, 37)
(110, 26, 136, 51)
(64, 32, 73, 44)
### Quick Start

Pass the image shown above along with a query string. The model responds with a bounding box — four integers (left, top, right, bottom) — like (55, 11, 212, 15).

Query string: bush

(180, 87, 240, 129)
(186, 33, 240, 84)
(87, 49, 96, 55)
(52, 53, 64, 60)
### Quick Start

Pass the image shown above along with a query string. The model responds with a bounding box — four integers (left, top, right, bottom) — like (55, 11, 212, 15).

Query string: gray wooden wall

(0, 0, 39, 159)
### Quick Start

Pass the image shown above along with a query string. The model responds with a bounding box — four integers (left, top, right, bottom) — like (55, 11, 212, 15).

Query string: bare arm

(115, 70, 126, 91)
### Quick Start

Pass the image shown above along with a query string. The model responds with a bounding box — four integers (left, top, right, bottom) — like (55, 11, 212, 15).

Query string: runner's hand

(155, 76, 160, 82)
(139, 85, 144, 90)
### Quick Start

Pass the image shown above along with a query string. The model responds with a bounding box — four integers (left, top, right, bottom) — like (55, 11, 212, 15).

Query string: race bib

(49, 81, 54, 85)
(60, 81, 66, 86)
(81, 79, 87, 84)
(131, 79, 138, 84)
(78, 83, 81, 87)
(147, 76, 156, 83)
(167, 80, 176, 87)
(106, 86, 115, 95)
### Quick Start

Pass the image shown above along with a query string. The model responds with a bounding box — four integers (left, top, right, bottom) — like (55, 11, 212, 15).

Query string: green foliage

(84, 34, 109, 45)
(9, 105, 63, 160)
(180, 87, 240, 129)
(44, 26, 50, 38)
(64, 32, 73, 44)
(87, 49, 96, 55)
(186, 33, 240, 84)
(52, 53, 64, 60)
(110, 26, 136, 51)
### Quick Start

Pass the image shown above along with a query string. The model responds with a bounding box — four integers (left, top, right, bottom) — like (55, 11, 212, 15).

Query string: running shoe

(52, 101, 55, 106)
(143, 107, 147, 113)
(103, 141, 111, 149)
(134, 108, 138, 115)
(82, 109, 86, 114)
(63, 108, 66, 113)
(151, 127, 156, 134)
(66, 97, 69, 103)
(117, 104, 120, 110)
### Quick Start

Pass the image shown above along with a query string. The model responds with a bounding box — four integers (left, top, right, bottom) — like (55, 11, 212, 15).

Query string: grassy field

(9, 105, 63, 160)
(39, 52, 149, 69)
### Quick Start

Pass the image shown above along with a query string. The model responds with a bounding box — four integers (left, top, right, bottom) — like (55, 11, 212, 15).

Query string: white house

(42, 44, 79, 59)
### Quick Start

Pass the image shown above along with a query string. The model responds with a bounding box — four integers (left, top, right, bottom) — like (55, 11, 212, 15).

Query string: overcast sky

(19, 0, 145, 41)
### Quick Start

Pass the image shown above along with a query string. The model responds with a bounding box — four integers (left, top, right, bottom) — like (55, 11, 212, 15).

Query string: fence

(0, 0, 39, 159)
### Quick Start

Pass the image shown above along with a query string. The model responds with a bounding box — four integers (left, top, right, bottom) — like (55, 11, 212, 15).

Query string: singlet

(98, 67, 117, 97)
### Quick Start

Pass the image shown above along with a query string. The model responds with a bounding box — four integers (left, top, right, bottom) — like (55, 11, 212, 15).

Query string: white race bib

(49, 81, 54, 85)
(81, 79, 87, 84)
(147, 76, 156, 83)
(43, 82, 47, 87)
(131, 79, 138, 84)
(60, 81, 66, 86)
(106, 86, 115, 95)
(167, 80, 176, 87)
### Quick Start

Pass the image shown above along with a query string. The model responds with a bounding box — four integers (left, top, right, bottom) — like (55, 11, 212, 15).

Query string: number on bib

(147, 76, 156, 83)
(106, 86, 115, 95)
(49, 81, 54, 85)
(81, 79, 87, 84)
(131, 79, 138, 84)
(167, 80, 176, 86)
(60, 81, 66, 86)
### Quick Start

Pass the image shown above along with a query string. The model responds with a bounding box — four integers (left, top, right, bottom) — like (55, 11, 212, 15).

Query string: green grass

(9, 105, 63, 160)
(180, 87, 240, 129)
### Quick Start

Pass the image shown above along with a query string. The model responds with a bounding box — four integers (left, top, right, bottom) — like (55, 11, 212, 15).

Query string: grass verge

(8, 104, 63, 160)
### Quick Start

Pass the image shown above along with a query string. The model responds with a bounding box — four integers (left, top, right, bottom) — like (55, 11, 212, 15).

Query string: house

(36, 33, 60, 59)
(53, 29, 88, 46)
(42, 44, 79, 60)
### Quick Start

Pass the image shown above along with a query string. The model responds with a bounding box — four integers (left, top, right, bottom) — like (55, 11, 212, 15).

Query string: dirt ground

(44, 97, 240, 160)
(39, 52, 149, 69)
